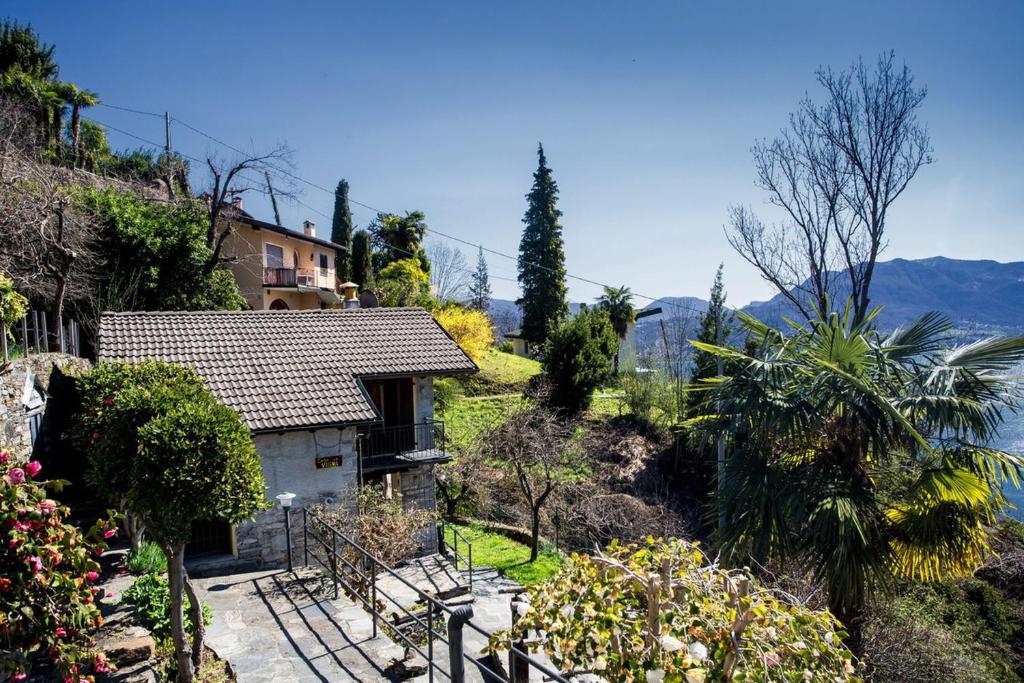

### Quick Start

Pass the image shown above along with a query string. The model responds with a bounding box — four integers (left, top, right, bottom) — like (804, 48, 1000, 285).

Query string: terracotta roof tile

(97, 308, 477, 432)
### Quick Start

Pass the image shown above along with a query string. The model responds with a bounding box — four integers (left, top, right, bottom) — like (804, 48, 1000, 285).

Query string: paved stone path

(195, 568, 407, 682)
(195, 559, 558, 682)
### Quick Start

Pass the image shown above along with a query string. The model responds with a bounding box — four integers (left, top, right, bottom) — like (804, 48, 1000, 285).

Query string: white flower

(658, 635, 684, 652)
(646, 669, 665, 683)
(577, 675, 607, 683)
(561, 604, 574, 618)
(823, 631, 834, 643)
(514, 601, 530, 617)
(802, 670, 813, 681)
(687, 641, 709, 661)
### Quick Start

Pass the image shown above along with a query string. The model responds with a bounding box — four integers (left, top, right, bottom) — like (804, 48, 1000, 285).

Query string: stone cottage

(96, 307, 477, 567)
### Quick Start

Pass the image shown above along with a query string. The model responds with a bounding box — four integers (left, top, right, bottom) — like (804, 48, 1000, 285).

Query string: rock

(105, 635, 156, 666)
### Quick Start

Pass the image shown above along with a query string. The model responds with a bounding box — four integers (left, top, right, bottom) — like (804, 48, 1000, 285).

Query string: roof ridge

(100, 307, 430, 317)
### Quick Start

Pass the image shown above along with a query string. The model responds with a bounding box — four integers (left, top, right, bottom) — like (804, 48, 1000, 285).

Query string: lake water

(996, 411, 1024, 521)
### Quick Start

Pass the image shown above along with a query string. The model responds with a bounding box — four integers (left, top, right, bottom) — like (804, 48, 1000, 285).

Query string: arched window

(269, 298, 289, 310)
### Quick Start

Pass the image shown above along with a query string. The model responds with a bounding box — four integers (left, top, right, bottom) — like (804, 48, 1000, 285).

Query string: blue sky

(10, 1, 1023, 306)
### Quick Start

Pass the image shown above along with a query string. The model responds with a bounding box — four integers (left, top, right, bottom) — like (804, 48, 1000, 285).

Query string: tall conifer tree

(331, 179, 354, 281)
(351, 229, 373, 289)
(468, 245, 492, 311)
(688, 264, 733, 417)
(517, 144, 568, 346)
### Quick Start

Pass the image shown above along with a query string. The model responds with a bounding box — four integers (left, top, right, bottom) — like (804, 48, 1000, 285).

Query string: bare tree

(426, 239, 470, 302)
(728, 53, 932, 324)
(202, 145, 295, 273)
(480, 405, 575, 561)
(0, 100, 101, 342)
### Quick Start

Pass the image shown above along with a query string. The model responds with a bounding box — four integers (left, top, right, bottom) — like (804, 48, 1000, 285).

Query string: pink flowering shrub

(0, 449, 118, 681)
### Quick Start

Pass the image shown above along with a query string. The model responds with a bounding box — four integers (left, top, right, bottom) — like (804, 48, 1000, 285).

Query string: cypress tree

(517, 144, 568, 346)
(351, 229, 373, 289)
(331, 179, 354, 281)
(468, 245, 492, 311)
(689, 264, 732, 416)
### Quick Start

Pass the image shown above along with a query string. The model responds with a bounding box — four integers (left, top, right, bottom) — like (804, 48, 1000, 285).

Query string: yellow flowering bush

(432, 306, 493, 363)
(489, 538, 859, 682)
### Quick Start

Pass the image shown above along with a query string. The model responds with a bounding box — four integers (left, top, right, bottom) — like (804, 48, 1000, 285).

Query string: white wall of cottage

(230, 377, 442, 567)
(234, 426, 358, 566)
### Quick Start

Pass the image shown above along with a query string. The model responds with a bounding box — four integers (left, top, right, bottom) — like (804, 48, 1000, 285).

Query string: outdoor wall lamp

(276, 492, 296, 571)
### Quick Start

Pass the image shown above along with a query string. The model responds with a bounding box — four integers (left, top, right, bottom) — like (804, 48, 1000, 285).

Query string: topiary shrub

(489, 537, 858, 682)
(72, 360, 268, 682)
(0, 448, 118, 681)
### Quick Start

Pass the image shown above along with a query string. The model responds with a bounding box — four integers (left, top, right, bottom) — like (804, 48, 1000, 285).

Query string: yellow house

(219, 206, 345, 310)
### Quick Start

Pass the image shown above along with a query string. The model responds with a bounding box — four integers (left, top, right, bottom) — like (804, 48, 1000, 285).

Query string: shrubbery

(432, 305, 494, 363)
(541, 308, 617, 414)
(0, 448, 117, 681)
(126, 540, 166, 575)
(123, 573, 211, 640)
(490, 537, 857, 682)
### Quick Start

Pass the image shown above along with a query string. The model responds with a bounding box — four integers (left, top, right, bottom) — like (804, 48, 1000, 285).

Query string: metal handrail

(437, 520, 474, 591)
(302, 508, 570, 683)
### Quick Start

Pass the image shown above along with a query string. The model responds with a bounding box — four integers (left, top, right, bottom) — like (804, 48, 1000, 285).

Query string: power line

(96, 102, 164, 119)
(89, 112, 719, 317)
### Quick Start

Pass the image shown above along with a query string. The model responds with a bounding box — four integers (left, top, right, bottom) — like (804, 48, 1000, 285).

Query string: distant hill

(742, 257, 1024, 335)
(491, 256, 1024, 346)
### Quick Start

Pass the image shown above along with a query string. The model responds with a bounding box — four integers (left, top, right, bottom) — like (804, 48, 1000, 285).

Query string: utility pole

(716, 307, 726, 532)
(164, 112, 175, 200)
(265, 171, 283, 225)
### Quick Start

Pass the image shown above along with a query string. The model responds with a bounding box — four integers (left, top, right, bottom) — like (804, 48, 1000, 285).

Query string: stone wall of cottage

(0, 354, 90, 461)
(235, 426, 358, 566)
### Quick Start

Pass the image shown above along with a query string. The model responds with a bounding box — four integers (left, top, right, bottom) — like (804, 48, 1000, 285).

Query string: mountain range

(741, 257, 1024, 335)
(491, 256, 1024, 338)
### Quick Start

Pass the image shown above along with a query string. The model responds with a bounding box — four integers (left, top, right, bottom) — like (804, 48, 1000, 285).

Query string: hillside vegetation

(459, 348, 541, 396)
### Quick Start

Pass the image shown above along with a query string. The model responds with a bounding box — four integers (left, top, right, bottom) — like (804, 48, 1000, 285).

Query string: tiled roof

(97, 308, 477, 432)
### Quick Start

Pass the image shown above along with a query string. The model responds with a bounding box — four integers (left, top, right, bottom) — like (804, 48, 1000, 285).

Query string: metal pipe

(447, 606, 473, 683)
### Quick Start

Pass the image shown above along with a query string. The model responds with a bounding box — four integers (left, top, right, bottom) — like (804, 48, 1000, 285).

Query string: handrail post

(447, 605, 473, 683)
(371, 555, 378, 638)
(453, 526, 458, 571)
(468, 543, 473, 592)
(331, 530, 338, 599)
(427, 601, 434, 683)
(509, 599, 529, 683)
(303, 508, 309, 567)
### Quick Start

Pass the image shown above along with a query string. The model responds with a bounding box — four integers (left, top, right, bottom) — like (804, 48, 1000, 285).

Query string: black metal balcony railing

(356, 419, 448, 473)
(263, 267, 296, 286)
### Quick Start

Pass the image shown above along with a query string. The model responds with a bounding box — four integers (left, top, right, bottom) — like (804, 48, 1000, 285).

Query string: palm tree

(56, 82, 99, 167)
(596, 285, 635, 373)
(369, 210, 429, 270)
(695, 304, 1024, 629)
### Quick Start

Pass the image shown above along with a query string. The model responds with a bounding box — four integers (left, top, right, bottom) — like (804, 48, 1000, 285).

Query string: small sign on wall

(315, 455, 342, 469)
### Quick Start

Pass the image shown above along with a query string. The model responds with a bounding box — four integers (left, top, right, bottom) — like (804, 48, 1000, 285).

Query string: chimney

(303, 220, 315, 237)
(230, 196, 243, 211)
(339, 282, 360, 309)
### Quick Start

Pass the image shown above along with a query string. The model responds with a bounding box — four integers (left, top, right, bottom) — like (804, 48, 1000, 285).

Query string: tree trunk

(70, 105, 81, 168)
(122, 511, 145, 551)
(183, 569, 205, 672)
(51, 275, 66, 351)
(529, 508, 541, 562)
(166, 544, 195, 683)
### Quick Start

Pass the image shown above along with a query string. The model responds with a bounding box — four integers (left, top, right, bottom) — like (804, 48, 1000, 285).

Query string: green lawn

(439, 394, 526, 451)
(443, 522, 564, 586)
(461, 348, 541, 396)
